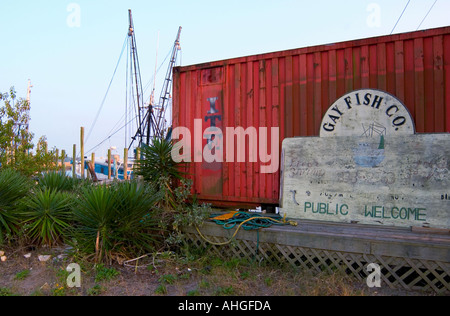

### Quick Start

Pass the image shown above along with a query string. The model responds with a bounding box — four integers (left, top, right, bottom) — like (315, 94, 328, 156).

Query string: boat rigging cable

(417, 0, 438, 30)
(84, 10, 182, 156)
(390, 0, 411, 34)
(128, 26, 182, 149)
(85, 35, 128, 149)
(84, 114, 138, 156)
(127, 9, 149, 148)
(154, 26, 182, 139)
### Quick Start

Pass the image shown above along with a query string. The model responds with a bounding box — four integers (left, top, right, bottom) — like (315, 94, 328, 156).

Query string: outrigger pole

(128, 10, 182, 149)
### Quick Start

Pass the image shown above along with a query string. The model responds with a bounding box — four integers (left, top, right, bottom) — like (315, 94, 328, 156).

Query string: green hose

(199, 211, 296, 258)
(196, 211, 297, 251)
(210, 211, 289, 231)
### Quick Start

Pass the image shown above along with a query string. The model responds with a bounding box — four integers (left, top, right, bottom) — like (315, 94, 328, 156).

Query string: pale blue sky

(1, 0, 449, 158)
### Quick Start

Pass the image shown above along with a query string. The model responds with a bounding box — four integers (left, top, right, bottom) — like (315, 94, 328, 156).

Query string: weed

(55, 267, 70, 283)
(264, 277, 273, 287)
(51, 284, 66, 296)
(223, 257, 249, 270)
(215, 286, 235, 296)
(87, 284, 104, 296)
(240, 271, 250, 280)
(198, 279, 210, 289)
(14, 269, 31, 281)
(187, 289, 200, 296)
(155, 283, 167, 295)
(0, 287, 16, 296)
(158, 274, 177, 285)
(94, 264, 120, 283)
(179, 273, 191, 280)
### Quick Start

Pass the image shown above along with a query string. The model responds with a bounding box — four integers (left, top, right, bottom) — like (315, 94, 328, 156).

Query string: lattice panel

(183, 232, 450, 294)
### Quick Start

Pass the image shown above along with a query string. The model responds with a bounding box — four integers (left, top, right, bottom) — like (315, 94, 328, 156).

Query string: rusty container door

(173, 26, 450, 208)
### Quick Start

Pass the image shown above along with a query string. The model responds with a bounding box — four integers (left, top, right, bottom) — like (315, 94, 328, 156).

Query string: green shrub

(72, 182, 162, 263)
(133, 138, 211, 244)
(112, 181, 163, 255)
(21, 188, 73, 246)
(71, 184, 117, 262)
(0, 169, 31, 244)
(37, 171, 77, 192)
(134, 138, 184, 187)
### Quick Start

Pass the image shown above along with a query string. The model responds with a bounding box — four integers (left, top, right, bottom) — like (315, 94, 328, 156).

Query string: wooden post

(80, 127, 85, 179)
(136, 147, 141, 160)
(91, 152, 95, 174)
(55, 149, 59, 170)
(88, 152, 98, 182)
(61, 150, 66, 173)
(124, 148, 128, 180)
(72, 144, 76, 179)
(135, 147, 141, 179)
(108, 149, 112, 180)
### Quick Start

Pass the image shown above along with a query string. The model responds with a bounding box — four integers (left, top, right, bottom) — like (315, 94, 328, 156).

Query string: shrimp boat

(93, 157, 134, 181)
(70, 156, 134, 181)
(72, 11, 180, 182)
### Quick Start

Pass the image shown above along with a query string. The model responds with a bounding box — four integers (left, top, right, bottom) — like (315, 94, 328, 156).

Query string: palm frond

(21, 188, 73, 246)
(0, 169, 31, 244)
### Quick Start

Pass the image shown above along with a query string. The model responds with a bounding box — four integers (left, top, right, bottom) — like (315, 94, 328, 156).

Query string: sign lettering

(320, 89, 415, 137)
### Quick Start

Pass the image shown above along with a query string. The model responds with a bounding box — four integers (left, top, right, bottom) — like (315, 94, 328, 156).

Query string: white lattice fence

(183, 231, 450, 294)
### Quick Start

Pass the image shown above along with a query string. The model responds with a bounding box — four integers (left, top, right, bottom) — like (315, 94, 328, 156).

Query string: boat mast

(26, 79, 32, 133)
(154, 26, 182, 139)
(128, 9, 146, 147)
(127, 17, 182, 149)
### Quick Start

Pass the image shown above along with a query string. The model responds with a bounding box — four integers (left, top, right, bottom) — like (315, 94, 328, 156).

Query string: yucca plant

(71, 185, 116, 262)
(112, 181, 163, 256)
(37, 171, 77, 192)
(134, 138, 188, 213)
(134, 138, 184, 186)
(0, 169, 32, 244)
(72, 182, 162, 263)
(21, 188, 74, 247)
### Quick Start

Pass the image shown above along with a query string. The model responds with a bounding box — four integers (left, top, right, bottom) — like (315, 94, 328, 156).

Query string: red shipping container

(172, 26, 450, 209)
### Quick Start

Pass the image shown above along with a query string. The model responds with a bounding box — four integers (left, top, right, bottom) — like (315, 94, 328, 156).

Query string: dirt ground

(0, 246, 174, 296)
(0, 246, 439, 297)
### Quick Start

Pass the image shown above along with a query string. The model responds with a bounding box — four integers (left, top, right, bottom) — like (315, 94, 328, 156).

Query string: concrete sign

(320, 89, 415, 137)
(280, 134, 450, 229)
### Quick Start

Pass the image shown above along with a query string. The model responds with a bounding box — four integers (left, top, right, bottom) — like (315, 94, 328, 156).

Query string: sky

(0, 0, 449, 159)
